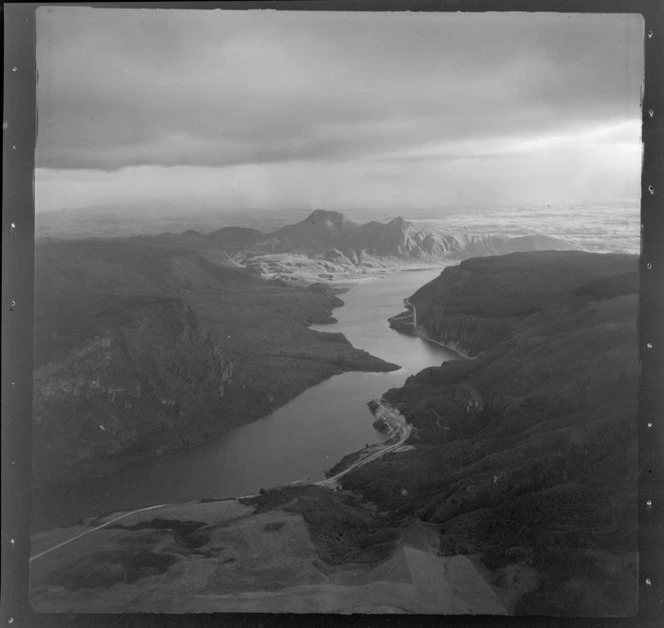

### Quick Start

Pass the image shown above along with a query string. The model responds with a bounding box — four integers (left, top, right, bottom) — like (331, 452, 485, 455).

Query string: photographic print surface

(31, 6, 643, 616)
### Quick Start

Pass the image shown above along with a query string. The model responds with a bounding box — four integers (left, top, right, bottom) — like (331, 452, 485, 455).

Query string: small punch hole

(648, 422, 653, 429)
(647, 30, 653, 38)
(647, 342, 653, 349)
(9, 300, 16, 311)
(648, 185, 654, 195)
(646, 578, 652, 586)
(648, 109, 654, 118)
(646, 263, 652, 270)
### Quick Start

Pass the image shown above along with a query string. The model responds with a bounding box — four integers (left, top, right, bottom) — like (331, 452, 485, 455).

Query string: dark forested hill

(33, 237, 398, 488)
(340, 251, 639, 616)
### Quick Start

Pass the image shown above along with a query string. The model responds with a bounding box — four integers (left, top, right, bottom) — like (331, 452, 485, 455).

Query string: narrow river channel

(33, 267, 460, 532)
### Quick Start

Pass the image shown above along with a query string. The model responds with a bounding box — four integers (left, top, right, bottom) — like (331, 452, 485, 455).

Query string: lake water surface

(33, 268, 459, 532)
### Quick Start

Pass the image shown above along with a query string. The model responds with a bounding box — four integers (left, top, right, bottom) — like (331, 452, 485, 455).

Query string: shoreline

(389, 316, 477, 361)
(411, 326, 478, 361)
(33, 398, 411, 542)
(263, 260, 446, 292)
(33, 275, 405, 533)
(32, 347, 399, 533)
(395, 297, 477, 361)
(34, 267, 447, 534)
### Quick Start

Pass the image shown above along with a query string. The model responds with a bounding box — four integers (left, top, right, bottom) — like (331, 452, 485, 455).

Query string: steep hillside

(391, 251, 637, 356)
(340, 251, 639, 616)
(267, 209, 360, 249)
(33, 237, 398, 488)
(34, 295, 228, 483)
(205, 225, 266, 250)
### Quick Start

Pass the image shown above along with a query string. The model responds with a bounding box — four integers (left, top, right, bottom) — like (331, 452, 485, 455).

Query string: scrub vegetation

(341, 251, 639, 615)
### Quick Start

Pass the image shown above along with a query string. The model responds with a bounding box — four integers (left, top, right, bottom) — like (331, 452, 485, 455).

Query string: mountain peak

(305, 209, 346, 224)
(388, 216, 408, 229)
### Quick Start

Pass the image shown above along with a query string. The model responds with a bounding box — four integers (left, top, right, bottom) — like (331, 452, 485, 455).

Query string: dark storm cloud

(36, 8, 643, 171)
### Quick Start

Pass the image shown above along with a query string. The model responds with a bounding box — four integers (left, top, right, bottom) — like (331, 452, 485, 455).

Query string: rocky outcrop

(223, 210, 577, 266)
(387, 309, 415, 334)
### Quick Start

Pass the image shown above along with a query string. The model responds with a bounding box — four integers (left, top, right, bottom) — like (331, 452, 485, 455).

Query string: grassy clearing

(238, 485, 319, 514)
(46, 549, 176, 590)
(108, 518, 210, 549)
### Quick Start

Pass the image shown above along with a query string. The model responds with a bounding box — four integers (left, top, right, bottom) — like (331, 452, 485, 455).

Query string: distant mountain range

(35, 203, 640, 256)
(119, 210, 577, 285)
(263, 210, 574, 259)
(168, 209, 575, 262)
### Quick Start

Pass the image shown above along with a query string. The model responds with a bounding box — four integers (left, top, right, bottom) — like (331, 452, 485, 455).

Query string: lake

(32, 267, 460, 532)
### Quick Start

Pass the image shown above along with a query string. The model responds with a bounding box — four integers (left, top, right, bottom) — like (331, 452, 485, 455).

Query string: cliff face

(33, 296, 230, 483)
(342, 251, 639, 615)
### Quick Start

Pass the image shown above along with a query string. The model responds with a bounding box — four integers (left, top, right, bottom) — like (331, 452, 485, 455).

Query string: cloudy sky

(36, 7, 644, 215)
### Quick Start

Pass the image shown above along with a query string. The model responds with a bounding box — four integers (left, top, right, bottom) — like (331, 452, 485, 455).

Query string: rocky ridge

(141, 210, 578, 286)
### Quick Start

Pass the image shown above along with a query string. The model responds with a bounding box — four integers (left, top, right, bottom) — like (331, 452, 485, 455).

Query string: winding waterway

(33, 268, 459, 532)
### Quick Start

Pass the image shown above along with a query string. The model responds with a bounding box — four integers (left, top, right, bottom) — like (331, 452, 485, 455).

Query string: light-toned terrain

(30, 494, 507, 614)
(237, 251, 441, 287)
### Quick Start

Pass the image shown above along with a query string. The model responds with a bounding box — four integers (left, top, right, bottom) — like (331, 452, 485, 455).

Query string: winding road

(30, 402, 411, 562)
(316, 402, 411, 486)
